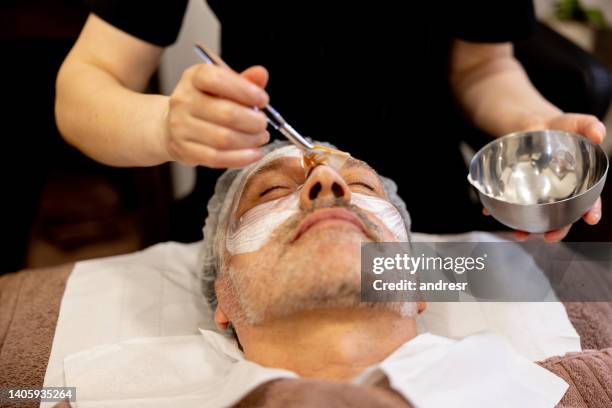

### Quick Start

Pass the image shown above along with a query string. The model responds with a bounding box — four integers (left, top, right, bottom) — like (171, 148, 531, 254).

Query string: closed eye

(349, 182, 375, 191)
(259, 186, 289, 197)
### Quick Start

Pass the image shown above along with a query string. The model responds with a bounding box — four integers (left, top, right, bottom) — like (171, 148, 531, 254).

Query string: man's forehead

(341, 157, 375, 171)
(251, 145, 302, 171)
(243, 146, 373, 182)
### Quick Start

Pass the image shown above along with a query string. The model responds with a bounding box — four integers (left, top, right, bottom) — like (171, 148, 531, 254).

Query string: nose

(300, 165, 351, 209)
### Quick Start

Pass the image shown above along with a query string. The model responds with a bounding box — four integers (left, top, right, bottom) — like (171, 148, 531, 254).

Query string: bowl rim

(467, 130, 609, 207)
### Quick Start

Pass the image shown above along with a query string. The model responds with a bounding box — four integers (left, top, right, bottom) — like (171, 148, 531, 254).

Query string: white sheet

(412, 231, 581, 361)
(62, 331, 566, 408)
(42, 232, 580, 407)
(41, 242, 214, 407)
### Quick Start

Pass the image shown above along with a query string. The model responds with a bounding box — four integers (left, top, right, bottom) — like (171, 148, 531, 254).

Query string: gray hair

(198, 139, 411, 311)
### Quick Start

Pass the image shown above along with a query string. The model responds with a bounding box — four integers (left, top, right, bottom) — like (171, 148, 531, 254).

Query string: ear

(417, 301, 427, 314)
(214, 306, 230, 331)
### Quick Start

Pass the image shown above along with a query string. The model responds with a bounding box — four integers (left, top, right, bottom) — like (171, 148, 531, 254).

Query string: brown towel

(233, 377, 414, 408)
(0, 264, 73, 408)
(232, 350, 612, 408)
(563, 302, 612, 350)
(539, 348, 612, 408)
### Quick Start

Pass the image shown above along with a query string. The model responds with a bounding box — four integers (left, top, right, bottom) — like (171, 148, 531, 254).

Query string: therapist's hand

(484, 113, 606, 242)
(164, 63, 271, 168)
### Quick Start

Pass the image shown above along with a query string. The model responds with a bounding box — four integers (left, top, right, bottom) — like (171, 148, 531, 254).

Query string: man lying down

(197, 140, 568, 407)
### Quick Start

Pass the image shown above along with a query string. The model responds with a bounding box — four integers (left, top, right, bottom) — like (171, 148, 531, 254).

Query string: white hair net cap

(198, 139, 411, 310)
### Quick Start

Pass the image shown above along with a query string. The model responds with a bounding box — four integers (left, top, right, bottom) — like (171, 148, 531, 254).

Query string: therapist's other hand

(482, 197, 601, 242)
(164, 64, 270, 168)
(485, 113, 606, 242)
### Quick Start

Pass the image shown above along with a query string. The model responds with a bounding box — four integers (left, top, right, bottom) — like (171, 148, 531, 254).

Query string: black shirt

(83, 0, 536, 235)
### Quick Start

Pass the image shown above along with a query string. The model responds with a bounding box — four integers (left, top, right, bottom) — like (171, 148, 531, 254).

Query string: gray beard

(219, 200, 415, 325)
(223, 262, 416, 326)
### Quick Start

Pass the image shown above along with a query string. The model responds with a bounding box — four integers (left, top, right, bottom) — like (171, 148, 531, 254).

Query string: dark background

(0, 1, 610, 275)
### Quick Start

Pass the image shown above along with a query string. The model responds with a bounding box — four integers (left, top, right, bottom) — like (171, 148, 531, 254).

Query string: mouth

(291, 207, 373, 243)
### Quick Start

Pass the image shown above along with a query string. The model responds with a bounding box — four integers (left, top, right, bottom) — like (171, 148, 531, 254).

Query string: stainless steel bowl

(468, 130, 608, 233)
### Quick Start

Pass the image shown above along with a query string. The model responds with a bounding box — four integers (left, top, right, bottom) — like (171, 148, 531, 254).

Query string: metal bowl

(468, 130, 608, 233)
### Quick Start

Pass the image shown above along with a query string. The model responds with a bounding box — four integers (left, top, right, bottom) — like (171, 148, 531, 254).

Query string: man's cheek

(226, 248, 279, 282)
(379, 224, 398, 241)
(362, 211, 400, 242)
(215, 275, 243, 321)
(227, 253, 256, 273)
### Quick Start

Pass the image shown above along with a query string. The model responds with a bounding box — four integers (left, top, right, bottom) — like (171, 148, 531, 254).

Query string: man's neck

(237, 308, 417, 380)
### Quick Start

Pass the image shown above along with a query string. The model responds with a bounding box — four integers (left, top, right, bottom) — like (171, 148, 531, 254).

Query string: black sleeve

(445, 0, 537, 43)
(84, 0, 189, 46)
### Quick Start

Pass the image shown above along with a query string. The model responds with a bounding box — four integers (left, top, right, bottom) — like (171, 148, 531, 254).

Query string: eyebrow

(342, 158, 373, 171)
(241, 159, 295, 196)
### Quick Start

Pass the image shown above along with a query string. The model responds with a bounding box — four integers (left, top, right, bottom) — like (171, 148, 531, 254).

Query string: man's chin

(227, 224, 374, 325)
(281, 227, 364, 278)
(248, 231, 365, 321)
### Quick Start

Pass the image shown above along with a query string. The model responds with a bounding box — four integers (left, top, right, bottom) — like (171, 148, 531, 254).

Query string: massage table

(1, 260, 612, 407)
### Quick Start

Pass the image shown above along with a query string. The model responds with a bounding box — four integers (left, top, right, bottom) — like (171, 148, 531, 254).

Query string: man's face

(216, 146, 407, 325)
